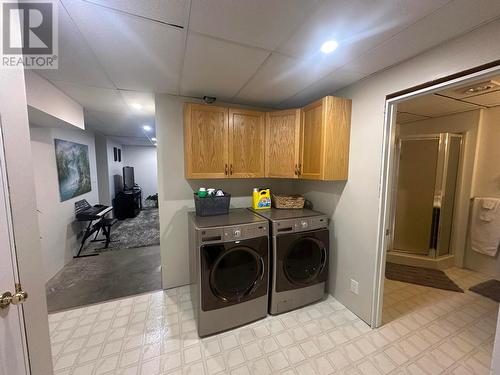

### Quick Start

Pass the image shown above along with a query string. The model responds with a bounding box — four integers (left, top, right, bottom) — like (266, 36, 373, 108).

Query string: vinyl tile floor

(49, 267, 498, 375)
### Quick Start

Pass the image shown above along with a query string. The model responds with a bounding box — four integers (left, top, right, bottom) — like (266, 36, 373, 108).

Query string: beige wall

(465, 107, 500, 277)
(397, 110, 481, 266)
(29, 126, 99, 282)
(155, 95, 297, 288)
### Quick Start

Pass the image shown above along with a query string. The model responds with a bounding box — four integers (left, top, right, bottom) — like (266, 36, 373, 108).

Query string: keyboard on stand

(74, 199, 115, 258)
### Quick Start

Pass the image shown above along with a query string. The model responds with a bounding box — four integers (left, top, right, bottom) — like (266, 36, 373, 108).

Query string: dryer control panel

(273, 215, 328, 235)
(198, 222, 268, 244)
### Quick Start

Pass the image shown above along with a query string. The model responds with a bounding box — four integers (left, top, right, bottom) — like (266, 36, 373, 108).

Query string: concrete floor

(45, 245, 161, 313)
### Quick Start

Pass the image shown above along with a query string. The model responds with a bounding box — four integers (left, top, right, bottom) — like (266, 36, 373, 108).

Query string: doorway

(373, 67, 500, 372)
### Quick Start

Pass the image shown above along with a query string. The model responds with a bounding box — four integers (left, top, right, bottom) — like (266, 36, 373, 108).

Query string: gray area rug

(385, 262, 464, 292)
(83, 208, 160, 254)
(46, 246, 161, 313)
(469, 279, 500, 302)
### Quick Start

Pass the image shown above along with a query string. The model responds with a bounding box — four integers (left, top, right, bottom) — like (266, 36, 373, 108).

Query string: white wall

(30, 126, 99, 281)
(123, 145, 158, 201)
(397, 110, 481, 267)
(1, 55, 53, 374)
(465, 107, 500, 278)
(25, 71, 84, 129)
(156, 19, 500, 323)
(95, 133, 111, 205)
(155, 95, 298, 288)
(106, 138, 123, 203)
(298, 19, 500, 323)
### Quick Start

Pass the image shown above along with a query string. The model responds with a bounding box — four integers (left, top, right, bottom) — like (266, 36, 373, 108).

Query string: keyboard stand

(74, 219, 100, 258)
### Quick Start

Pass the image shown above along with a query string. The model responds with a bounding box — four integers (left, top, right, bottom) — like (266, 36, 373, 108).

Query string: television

(123, 166, 135, 190)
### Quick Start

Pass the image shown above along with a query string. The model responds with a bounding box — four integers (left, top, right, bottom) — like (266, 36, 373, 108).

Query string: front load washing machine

(188, 209, 269, 337)
(250, 208, 329, 315)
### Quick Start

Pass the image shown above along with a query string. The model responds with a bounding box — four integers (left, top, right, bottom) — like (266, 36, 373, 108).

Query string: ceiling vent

(457, 80, 500, 96)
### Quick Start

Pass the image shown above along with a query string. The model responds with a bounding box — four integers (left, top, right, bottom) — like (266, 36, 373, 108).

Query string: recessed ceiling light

(151, 137, 157, 142)
(131, 103, 142, 110)
(143, 125, 152, 131)
(320, 40, 338, 54)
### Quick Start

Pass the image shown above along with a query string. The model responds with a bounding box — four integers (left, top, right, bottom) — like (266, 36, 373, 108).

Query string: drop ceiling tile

(438, 75, 500, 99)
(52, 82, 127, 114)
(108, 136, 156, 147)
(82, 0, 189, 26)
(85, 110, 155, 138)
(235, 53, 322, 106)
(180, 33, 269, 101)
(398, 94, 479, 117)
(189, 0, 320, 51)
(348, 0, 500, 76)
(397, 112, 431, 124)
(278, 0, 449, 59)
(276, 68, 366, 108)
(462, 90, 500, 107)
(36, 3, 114, 88)
(62, 0, 185, 93)
(119, 91, 155, 116)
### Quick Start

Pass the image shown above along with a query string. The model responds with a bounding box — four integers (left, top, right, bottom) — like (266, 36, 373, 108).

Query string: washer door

(201, 236, 268, 311)
(275, 229, 329, 292)
(210, 246, 264, 302)
(284, 237, 327, 285)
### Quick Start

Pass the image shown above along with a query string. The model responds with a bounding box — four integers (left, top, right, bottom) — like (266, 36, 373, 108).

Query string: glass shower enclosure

(390, 133, 463, 258)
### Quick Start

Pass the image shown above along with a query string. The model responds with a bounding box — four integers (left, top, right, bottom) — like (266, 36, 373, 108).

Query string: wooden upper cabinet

(183, 96, 350, 180)
(184, 103, 228, 179)
(228, 108, 266, 178)
(300, 96, 351, 180)
(300, 100, 324, 180)
(265, 109, 301, 178)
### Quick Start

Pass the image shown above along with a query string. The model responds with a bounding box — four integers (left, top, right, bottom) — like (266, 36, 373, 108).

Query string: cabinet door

(228, 108, 265, 178)
(265, 109, 301, 178)
(184, 103, 228, 179)
(300, 99, 324, 180)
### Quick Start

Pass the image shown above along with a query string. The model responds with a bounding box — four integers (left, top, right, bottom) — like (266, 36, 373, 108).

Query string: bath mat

(469, 279, 500, 302)
(385, 262, 463, 292)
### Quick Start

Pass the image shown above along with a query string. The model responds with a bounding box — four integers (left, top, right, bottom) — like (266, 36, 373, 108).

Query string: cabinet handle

(298, 163, 302, 176)
(294, 164, 298, 176)
(225, 164, 228, 175)
(230, 164, 233, 175)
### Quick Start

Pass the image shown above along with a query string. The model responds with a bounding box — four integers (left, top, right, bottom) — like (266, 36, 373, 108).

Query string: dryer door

(276, 229, 329, 292)
(201, 236, 268, 311)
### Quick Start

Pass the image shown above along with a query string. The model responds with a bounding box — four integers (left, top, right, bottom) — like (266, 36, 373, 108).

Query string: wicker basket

(272, 194, 305, 209)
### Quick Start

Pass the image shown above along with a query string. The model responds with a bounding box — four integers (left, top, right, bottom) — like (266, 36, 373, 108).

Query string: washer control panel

(274, 215, 328, 234)
(199, 222, 268, 244)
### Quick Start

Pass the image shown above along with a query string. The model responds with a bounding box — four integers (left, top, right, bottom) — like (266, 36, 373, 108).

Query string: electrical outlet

(350, 279, 359, 295)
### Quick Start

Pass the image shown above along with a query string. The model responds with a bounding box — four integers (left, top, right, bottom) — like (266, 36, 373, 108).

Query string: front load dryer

(250, 208, 329, 315)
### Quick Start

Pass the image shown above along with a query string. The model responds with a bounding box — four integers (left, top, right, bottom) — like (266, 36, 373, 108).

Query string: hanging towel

(480, 198, 499, 222)
(471, 197, 500, 257)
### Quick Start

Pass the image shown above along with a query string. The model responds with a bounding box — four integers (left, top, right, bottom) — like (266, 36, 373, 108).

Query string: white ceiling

(37, 0, 500, 140)
(397, 74, 500, 123)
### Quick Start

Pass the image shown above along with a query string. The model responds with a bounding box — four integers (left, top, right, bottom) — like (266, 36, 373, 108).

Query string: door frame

(371, 64, 500, 328)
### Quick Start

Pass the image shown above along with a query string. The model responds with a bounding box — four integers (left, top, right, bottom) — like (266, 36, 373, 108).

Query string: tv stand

(113, 188, 142, 219)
